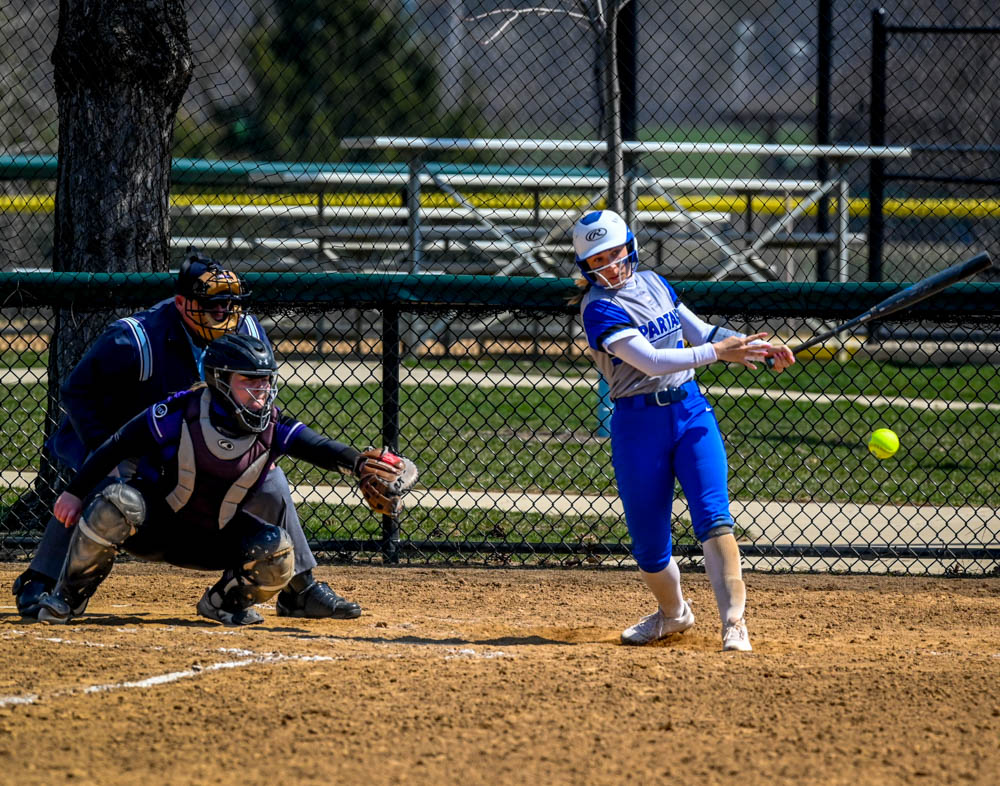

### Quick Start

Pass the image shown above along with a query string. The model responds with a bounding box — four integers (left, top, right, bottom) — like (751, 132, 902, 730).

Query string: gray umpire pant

(29, 466, 317, 580)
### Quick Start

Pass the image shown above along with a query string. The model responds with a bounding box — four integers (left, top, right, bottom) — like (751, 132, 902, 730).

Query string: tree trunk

(27, 0, 193, 524)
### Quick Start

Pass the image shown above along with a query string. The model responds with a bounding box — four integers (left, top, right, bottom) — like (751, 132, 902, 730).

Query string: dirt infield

(1, 564, 998, 786)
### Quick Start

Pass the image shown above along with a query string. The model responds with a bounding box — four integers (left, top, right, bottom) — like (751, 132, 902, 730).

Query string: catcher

(36, 333, 417, 626)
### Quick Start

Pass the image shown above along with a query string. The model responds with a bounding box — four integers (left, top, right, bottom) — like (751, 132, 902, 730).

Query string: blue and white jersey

(580, 271, 697, 399)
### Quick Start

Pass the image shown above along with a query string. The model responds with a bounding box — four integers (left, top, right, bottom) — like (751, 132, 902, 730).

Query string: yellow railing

(4, 192, 1000, 219)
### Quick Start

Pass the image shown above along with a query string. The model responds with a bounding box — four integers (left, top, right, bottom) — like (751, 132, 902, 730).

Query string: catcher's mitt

(357, 447, 418, 516)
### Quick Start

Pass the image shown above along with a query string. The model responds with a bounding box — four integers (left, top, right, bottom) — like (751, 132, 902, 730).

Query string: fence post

(381, 305, 402, 563)
(406, 154, 423, 273)
(815, 0, 833, 282)
(868, 8, 888, 282)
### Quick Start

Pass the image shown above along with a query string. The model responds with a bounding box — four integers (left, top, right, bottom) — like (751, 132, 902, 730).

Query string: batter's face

(585, 244, 631, 289)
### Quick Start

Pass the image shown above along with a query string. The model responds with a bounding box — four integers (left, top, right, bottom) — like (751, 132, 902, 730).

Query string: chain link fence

(1, 3, 999, 574)
(3, 3, 1000, 281)
(1, 274, 997, 575)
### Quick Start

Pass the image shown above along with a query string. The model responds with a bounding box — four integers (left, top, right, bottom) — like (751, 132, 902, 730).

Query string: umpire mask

(177, 255, 247, 342)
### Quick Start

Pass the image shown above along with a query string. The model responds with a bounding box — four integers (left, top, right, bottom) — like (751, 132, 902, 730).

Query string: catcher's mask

(203, 334, 279, 434)
(572, 210, 638, 289)
(176, 254, 247, 342)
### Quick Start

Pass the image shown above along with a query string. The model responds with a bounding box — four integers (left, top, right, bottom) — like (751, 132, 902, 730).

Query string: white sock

(639, 559, 685, 619)
(702, 533, 747, 625)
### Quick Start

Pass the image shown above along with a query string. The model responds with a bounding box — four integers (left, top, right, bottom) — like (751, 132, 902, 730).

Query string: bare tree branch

(465, 7, 587, 45)
(465, 0, 630, 211)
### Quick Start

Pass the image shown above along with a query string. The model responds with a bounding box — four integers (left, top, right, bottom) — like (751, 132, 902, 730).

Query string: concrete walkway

(5, 362, 998, 413)
(4, 470, 994, 553)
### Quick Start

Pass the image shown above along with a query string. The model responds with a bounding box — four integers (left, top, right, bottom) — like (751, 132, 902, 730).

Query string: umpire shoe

(36, 591, 88, 625)
(722, 618, 753, 652)
(13, 569, 55, 619)
(275, 581, 361, 619)
(621, 601, 695, 646)
(196, 588, 264, 627)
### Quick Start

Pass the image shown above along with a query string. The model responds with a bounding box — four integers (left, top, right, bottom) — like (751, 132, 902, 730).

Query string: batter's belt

(612, 379, 699, 410)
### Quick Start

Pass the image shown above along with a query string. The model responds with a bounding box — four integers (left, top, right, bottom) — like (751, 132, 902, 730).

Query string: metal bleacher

(1, 138, 911, 280)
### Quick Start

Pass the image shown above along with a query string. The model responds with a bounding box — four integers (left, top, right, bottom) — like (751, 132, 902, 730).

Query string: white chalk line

(910, 649, 1000, 659)
(0, 629, 517, 709)
(445, 647, 512, 660)
(35, 636, 107, 647)
(84, 651, 334, 694)
(0, 642, 334, 708)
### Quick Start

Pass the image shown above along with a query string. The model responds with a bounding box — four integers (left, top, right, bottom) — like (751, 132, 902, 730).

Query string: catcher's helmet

(176, 253, 247, 342)
(572, 210, 638, 289)
(203, 334, 279, 433)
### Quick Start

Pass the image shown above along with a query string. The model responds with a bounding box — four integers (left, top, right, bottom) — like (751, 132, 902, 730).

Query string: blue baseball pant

(610, 383, 734, 573)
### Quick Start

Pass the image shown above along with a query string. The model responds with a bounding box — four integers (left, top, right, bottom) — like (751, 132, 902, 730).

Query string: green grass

(274, 373, 1000, 507)
(0, 384, 51, 472)
(295, 502, 701, 559)
(404, 353, 1000, 404)
(1, 350, 47, 369)
(638, 123, 815, 180)
(700, 358, 1000, 404)
(297, 502, 631, 543)
(712, 392, 1000, 507)
(401, 354, 592, 377)
(3, 362, 999, 508)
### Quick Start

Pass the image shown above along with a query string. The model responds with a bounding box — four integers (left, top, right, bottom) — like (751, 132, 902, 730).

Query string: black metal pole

(815, 0, 833, 281)
(381, 306, 401, 564)
(869, 8, 888, 282)
(617, 0, 638, 224)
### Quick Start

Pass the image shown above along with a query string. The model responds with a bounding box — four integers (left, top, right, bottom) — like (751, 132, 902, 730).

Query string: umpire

(13, 253, 361, 620)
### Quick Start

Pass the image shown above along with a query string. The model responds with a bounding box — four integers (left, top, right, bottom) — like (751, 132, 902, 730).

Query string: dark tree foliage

(246, 0, 441, 161)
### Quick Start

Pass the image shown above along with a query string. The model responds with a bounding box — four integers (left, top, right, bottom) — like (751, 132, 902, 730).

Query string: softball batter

(574, 210, 794, 651)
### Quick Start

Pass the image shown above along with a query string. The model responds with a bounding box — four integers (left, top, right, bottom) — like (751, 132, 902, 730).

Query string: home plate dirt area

(0, 563, 998, 785)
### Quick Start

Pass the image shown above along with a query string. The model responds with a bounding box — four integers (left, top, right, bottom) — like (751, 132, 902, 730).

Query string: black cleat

(12, 569, 55, 620)
(276, 581, 361, 619)
(196, 588, 264, 627)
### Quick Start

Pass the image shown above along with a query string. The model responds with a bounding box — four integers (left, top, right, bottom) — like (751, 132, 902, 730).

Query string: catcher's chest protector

(163, 389, 277, 529)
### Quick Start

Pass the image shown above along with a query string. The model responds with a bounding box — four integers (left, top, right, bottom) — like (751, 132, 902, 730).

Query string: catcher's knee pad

(79, 482, 146, 547)
(233, 525, 294, 605)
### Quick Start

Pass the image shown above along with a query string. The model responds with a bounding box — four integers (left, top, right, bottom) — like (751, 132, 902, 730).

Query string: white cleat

(621, 601, 695, 646)
(722, 618, 753, 652)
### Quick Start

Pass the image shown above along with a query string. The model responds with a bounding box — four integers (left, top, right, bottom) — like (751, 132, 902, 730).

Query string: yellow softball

(868, 428, 900, 460)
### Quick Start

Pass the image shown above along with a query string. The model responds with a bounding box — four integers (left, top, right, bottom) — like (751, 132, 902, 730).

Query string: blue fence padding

(0, 272, 996, 320)
(0, 272, 578, 310)
(0, 155, 607, 187)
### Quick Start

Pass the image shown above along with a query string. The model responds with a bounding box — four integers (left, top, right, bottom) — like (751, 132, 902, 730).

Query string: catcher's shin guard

(212, 525, 295, 608)
(702, 531, 746, 625)
(52, 482, 146, 611)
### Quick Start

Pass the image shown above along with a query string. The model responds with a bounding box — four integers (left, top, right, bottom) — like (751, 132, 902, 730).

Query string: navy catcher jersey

(49, 298, 267, 469)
